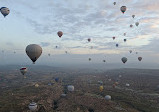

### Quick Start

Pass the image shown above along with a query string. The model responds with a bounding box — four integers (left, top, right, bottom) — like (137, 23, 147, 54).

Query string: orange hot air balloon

(57, 31, 63, 38)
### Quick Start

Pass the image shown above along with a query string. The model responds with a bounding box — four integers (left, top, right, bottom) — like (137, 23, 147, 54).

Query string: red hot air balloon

(20, 67, 27, 75)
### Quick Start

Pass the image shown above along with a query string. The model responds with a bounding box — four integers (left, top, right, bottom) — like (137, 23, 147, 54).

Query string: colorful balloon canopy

(0, 7, 10, 17)
(20, 67, 27, 75)
(120, 6, 127, 14)
(28, 102, 37, 111)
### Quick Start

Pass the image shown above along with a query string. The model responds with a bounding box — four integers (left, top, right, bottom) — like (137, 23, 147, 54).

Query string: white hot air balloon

(105, 95, 111, 101)
(67, 85, 74, 92)
(126, 83, 130, 87)
(26, 44, 42, 64)
(28, 102, 37, 111)
(108, 79, 112, 81)
(61, 94, 67, 98)
(20, 67, 27, 75)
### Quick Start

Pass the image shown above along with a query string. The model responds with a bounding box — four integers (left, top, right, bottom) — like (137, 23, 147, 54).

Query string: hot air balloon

(0, 7, 10, 17)
(88, 38, 91, 42)
(112, 37, 115, 40)
(26, 44, 42, 64)
(98, 81, 103, 85)
(67, 85, 74, 92)
(35, 84, 39, 88)
(130, 24, 133, 28)
(132, 15, 135, 18)
(55, 46, 58, 48)
(103, 60, 106, 62)
(124, 33, 126, 36)
(55, 77, 59, 82)
(28, 102, 38, 111)
(105, 95, 111, 101)
(119, 75, 122, 78)
(90, 46, 93, 49)
(114, 82, 119, 86)
(112, 84, 116, 88)
(20, 67, 27, 75)
(129, 50, 132, 53)
(57, 31, 63, 38)
(89, 58, 91, 61)
(121, 57, 127, 64)
(124, 39, 127, 42)
(126, 83, 130, 87)
(113, 2, 116, 5)
(99, 86, 104, 92)
(116, 44, 119, 47)
(138, 57, 142, 61)
(135, 22, 139, 26)
(61, 94, 67, 98)
(120, 6, 126, 14)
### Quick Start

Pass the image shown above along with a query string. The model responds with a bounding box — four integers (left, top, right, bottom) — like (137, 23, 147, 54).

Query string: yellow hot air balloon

(99, 86, 103, 92)
(35, 84, 39, 88)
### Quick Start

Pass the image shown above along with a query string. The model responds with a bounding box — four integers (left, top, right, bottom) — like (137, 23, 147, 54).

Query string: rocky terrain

(0, 65, 159, 112)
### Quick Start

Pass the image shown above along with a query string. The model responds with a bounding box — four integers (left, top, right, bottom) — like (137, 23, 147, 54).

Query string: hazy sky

(0, 0, 159, 67)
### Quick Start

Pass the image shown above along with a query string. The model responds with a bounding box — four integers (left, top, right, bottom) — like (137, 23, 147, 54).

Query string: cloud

(40, 42, 50, 47)
(6, 42, 14, 46)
